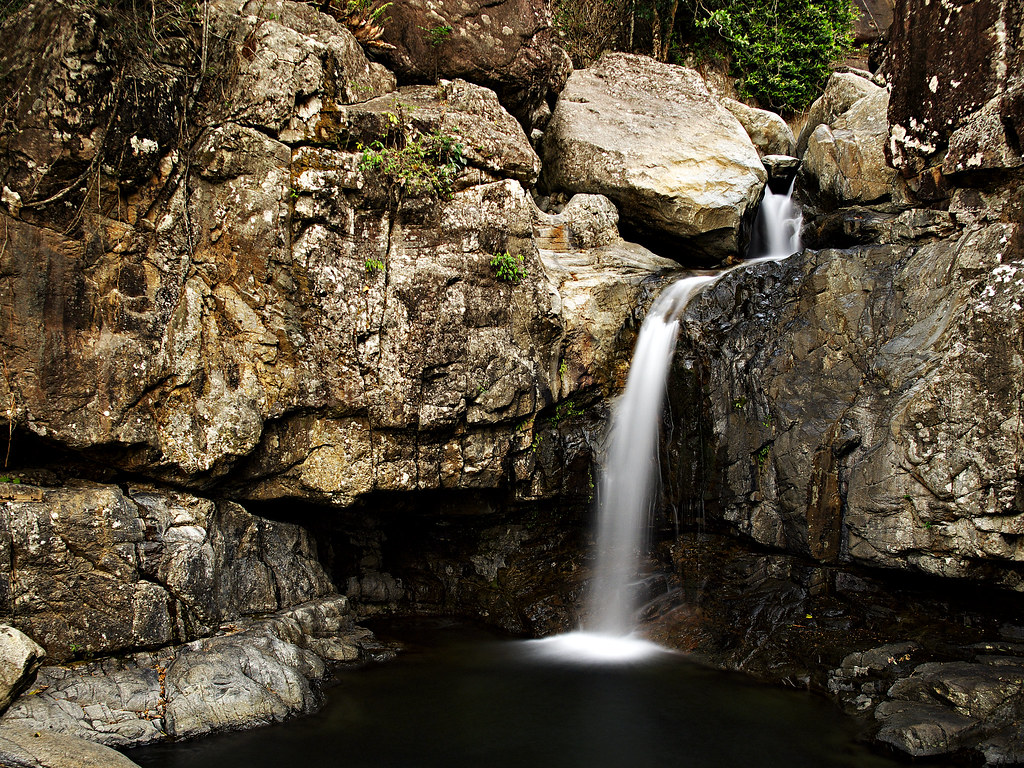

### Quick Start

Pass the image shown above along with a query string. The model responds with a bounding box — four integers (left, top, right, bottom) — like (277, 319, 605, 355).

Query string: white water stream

(533, 181, 802, 663)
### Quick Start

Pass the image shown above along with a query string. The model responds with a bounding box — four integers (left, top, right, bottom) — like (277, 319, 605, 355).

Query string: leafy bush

(358, 115, 467, 200)
(490, 252, 527, 284)
(551, 0, 857, 113)
(694, 0, 857, 111)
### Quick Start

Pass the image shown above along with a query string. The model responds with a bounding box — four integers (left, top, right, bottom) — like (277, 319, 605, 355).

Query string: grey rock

(2, 597, 366, 747)
(0, 628, 44, 714)
(796, 72, 882, 157)
(875, 699, 980, 757)
(760, 155, 800, 186)
(673, 207, 1024, 587)
(888, 661, 1024, 723)
(0, 721, 140, 768)
(542, 52, 765, 259)
(722, 98, 796, 157)
(803, 89, 905, 204)
(0, 483, 332, 662)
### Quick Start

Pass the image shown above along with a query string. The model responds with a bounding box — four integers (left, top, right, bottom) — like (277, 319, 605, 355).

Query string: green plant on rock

(365, 257, 385, 275)
(313, 0, 395, 49)
(357, 114, 466, 201)
(422, 22, 453, 47)
(490, 251, 527, 284)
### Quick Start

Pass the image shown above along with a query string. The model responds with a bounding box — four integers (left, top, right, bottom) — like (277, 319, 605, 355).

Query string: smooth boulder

(803, 89, 903, 203)
(722, 98, 795, 157)
(542, 53, 765, 260)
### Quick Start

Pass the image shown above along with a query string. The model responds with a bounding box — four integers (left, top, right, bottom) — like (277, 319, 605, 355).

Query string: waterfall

(748, 178, 803, 261)
(531, 182, 802, 661)
(584, 275, 718, 636)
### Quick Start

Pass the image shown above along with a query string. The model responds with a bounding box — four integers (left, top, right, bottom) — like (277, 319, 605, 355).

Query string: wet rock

(2, 597, 369, 747)
(722, 98, 796, 157)
(761, 155, 800, 188)
(0, 628, 44, 714)
(887, 661, 1024, 723)
(670, 204, 1024, 587)
(0, 721, 141, 768)
(874, 700, 980, 757)
(542, 52, 765, 260)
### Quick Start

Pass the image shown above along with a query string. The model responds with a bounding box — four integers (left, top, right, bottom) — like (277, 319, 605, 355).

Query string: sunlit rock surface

(542, 52, 766, 260)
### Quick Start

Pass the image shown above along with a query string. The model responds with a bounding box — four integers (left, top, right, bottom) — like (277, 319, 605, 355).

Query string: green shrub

(692, 0, 857, 112)
(365, 257, 385, 274)
(358, 117, 466, 200)
(490, 251, 527, 284)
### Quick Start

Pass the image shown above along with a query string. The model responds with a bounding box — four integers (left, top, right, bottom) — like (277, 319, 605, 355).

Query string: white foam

(524, 632, 671, 664)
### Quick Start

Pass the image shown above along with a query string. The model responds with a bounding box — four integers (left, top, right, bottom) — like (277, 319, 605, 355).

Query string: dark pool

(130, 619, 917, 768)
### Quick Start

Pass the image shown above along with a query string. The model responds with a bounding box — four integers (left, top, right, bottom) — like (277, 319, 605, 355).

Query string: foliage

(551, 0, 857, 112)
(358, 112, 466, 200)
(693, 0, 857, 111)
(490, 251, 527, 284)
(421, 23, 453, 47)
(313, 0, 394, 49)
(365, 257, 385, 274)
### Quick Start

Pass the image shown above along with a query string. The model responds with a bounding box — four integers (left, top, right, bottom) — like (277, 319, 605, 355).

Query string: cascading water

(532, 181, 802, 662)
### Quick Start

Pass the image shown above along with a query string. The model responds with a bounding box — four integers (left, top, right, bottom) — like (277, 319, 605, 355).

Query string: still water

(131, 619, 908, 768)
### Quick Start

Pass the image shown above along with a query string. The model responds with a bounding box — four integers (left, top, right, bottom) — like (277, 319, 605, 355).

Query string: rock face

(542, 53, 766, 260)
(0, 1, 663, 510)
(886, 0, 1024, 179)
(1, 482, 332, 662)
(375, 0, 567, 128)
(0, 627, 44, 713)
(803, 88, 905, 204)
(675, 207, 1024, 585)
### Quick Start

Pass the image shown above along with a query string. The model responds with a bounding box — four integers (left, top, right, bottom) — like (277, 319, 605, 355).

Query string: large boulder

(374, 0, 567, 128)
(542, 53, 766, 261)
(886, 0, 1024, 178)
(803, 89, 904, 204)
(722, 98, 795, 157)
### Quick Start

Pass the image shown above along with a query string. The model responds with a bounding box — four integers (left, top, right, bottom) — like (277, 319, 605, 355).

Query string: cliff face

(2, 0, 1024, 761)
(670, 0, 1024, 590)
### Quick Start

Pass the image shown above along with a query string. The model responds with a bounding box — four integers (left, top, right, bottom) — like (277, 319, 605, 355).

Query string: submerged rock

(542, 52, 766, 261)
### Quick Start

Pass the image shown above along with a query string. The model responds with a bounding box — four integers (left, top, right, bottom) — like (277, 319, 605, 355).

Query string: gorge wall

(0, 0, 1023, 764)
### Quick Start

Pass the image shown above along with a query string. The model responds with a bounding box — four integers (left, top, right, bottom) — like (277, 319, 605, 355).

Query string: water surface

(131, 619, 913, 768)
